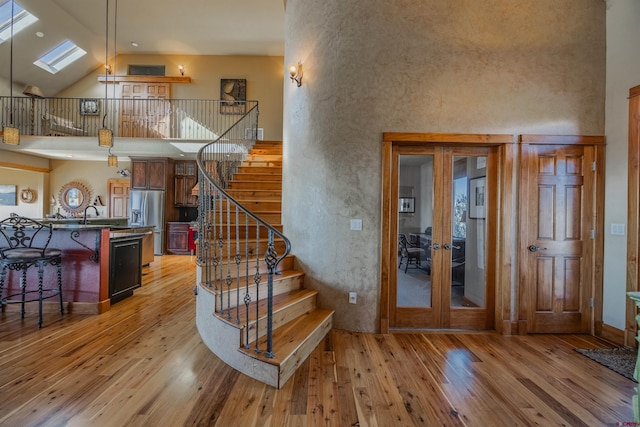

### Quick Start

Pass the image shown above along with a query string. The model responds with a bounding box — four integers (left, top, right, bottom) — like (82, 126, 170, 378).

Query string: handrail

(195, 102, 291, 358)
(0, 96, 255, 140)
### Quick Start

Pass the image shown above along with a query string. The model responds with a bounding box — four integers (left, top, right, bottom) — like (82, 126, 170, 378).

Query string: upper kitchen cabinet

(174, 161, 198, 207)
(131, 158, 175, 191)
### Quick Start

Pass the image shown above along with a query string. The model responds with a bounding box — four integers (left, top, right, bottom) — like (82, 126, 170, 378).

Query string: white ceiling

(0, 0, 285, 162)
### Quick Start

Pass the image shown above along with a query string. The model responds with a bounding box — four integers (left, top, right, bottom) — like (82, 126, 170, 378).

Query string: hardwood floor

(0, 255, 635, 426)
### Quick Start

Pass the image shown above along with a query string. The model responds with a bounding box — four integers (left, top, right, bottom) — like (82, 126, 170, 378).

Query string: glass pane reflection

(396, 155, 433, 308)
(451, 156, 485, 308)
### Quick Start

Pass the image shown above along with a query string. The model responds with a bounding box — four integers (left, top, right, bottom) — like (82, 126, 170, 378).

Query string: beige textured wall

(283, 0, 605, 331)
(58, 54, 284, 141)
(49, 159, 131, 218)
(0, 168, 48, 219)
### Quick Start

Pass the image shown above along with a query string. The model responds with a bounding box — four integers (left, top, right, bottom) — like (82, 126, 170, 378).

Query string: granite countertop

(51, 223, 112, 230)
(48, 223, 155, 231)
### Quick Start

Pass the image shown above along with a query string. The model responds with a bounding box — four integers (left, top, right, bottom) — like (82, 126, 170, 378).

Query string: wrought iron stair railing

(195, 103, 291, 358)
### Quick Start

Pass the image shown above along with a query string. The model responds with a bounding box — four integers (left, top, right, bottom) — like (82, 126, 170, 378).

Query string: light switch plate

(611, 223, 626, 236)
(350, 219, 362, 231)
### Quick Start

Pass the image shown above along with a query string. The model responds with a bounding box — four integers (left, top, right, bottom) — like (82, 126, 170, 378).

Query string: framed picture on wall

(220, 78, 246, 114)
(80, 98, 100, 115)
(469, 176, 486, 219)
(0, 185, 17, 206)
(399, 197, 415, 213)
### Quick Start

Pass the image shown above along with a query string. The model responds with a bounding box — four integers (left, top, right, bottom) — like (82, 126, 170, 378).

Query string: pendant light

(107, 148, 118, 167)
(98, 0, 113, 148)
(2, 0, 20, 145)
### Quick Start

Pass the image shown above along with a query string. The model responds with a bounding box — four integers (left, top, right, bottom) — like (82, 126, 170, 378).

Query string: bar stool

(0, 215, 63, 328)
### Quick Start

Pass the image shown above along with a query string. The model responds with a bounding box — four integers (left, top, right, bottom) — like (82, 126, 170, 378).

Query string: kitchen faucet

(83, 205, 99, 224)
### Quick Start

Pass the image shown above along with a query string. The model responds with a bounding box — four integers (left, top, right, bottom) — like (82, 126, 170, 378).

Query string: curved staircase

(195, 140, 334, 389)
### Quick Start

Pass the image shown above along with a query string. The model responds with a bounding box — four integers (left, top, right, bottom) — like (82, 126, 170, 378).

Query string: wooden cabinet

(130, 157, 174, 190)
(167, 222, 190, 255)
(174, 161, 198, 207)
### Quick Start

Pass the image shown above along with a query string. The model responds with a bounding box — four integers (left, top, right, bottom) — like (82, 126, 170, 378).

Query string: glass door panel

(450, 156, 486, 309)
(396, 154, 434, 308)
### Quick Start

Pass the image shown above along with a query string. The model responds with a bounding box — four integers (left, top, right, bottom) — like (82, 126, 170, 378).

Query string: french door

(391, 145, 496, 329)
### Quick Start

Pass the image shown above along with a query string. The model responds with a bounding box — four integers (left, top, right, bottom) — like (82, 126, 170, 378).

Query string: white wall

(602, 0, 640, 330)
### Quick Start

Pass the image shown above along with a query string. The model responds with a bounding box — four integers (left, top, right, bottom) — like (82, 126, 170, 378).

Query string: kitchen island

(1, 222, 150, 314)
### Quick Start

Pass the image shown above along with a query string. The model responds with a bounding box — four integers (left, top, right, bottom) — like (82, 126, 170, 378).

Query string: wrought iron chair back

(0, 215, 64, 328)
(0, 215, 55, 260)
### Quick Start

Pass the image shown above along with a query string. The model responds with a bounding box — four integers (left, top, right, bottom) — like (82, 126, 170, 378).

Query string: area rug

(575, 347, 638, 382)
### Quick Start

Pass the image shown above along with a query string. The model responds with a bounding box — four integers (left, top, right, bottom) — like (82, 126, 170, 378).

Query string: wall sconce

(289, 61, 303, 87)
(178, 65, 185, 76)
(105, 64, 112, 75)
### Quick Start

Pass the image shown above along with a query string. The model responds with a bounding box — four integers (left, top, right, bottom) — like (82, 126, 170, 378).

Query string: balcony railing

(0, 96, 257, 140)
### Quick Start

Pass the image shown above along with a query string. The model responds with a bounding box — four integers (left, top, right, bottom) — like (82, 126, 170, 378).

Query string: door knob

(528, 245, 547, 252)
(443, 243, 461, 250)
(432, 243, 441, 250)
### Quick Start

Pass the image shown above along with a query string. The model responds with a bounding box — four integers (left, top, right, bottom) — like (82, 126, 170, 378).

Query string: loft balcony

(0, 96, 259, 160)
(0, 96, 257, 139)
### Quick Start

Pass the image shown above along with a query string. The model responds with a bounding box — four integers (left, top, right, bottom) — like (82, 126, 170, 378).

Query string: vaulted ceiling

(0, 0, 285, 96)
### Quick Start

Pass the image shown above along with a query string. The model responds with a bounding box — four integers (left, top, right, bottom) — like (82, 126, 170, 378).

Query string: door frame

(627, 85, 640, 347)
(380, 133, 517, 334)
(517, 135, 605, 335)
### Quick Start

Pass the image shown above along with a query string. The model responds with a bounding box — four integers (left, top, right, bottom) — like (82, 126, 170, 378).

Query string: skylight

(34, 39, 86, 74)
(0, 0, 38, 43)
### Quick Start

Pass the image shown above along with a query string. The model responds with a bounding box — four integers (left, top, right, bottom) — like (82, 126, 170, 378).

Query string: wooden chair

(0, 215, 63, 328)
(398, 233, 424, 273)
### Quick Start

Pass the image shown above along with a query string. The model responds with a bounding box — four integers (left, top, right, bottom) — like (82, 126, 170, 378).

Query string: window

(453, 176, 467, 238)
(0, 0, 37, 43)
(34, 39, 86, 74)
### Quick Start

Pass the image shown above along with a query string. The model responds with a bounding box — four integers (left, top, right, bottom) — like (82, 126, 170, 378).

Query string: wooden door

(390, 145, 496, 329)
(119, 83, 170, 138)
(520, 144, 594, 333)
(108, 179, 130, 218)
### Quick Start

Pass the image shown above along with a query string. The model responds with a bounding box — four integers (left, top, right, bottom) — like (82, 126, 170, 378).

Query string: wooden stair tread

(236, 167, 282, 174)
(233, 175, 282, 181)
(238, 308, 335, 366)
(216, 288, 317, 326)
(212, 269, 304, 294)
(197, 254, 294, 276)
(226, 190, 282, 198)
(230, 178, 282, 184)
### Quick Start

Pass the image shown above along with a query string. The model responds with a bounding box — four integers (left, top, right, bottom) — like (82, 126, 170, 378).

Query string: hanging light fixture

(98, 0, 113, 148)
(107, 149, 118, 167)
(3, 0, 20, 145)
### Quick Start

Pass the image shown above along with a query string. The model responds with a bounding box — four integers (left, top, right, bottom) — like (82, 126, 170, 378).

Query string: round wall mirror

(58, 181, 91, 216)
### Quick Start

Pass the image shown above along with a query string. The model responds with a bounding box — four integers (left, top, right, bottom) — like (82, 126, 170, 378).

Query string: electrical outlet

(350, 219, 362, 231)
(349, 292, 357, 304)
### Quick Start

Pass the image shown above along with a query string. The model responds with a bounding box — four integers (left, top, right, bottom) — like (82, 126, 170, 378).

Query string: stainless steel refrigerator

(129, 190, 165, 255)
